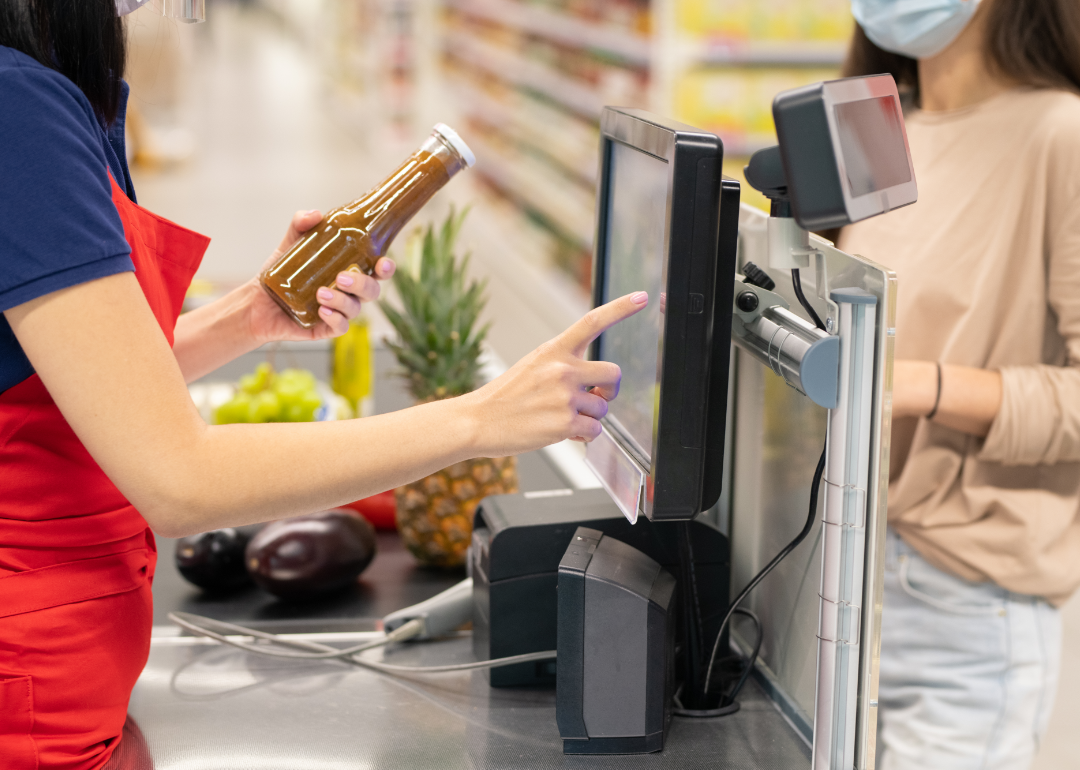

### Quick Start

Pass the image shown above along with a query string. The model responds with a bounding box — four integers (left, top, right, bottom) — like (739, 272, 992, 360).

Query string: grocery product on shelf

(675, 66, 840, 155)
(322, 0, 422, 141)
(260, 123, 475, 328)
(677, 0, 852, 43)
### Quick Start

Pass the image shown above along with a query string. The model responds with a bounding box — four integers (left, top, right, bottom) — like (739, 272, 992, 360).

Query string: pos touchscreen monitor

(585, 108, 740, 523)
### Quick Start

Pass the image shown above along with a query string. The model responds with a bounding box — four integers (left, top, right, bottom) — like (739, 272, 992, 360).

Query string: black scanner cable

(791, 268, 826, 331)
(687, 263, 829, 714)
(693, 441, 828, 713)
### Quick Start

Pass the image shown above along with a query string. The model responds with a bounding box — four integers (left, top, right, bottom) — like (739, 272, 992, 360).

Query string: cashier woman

(0, 2, 644, 768)
(840, 0, 1080, 768)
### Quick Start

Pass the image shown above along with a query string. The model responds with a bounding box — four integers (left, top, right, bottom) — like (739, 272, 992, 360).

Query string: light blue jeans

(877, 528, 1061, 770)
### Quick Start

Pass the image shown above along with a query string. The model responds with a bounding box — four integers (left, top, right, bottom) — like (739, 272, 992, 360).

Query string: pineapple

(380, 208, 518, 567)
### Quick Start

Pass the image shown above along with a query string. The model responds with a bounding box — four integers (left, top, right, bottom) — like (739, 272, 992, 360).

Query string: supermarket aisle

(129, 3, 379, 286)
(129, 2, 578, 365)
(127, 5, 1080, 769)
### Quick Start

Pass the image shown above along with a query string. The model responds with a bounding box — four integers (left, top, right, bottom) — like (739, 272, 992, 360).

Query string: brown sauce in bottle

(261, 127, 471, 328)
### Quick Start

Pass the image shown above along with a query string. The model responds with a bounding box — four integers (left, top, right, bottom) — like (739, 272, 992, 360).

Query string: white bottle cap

(433, 123, 476, 168)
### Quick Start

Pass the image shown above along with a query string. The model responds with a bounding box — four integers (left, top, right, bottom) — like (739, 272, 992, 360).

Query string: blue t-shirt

(0, 45, 137, 394)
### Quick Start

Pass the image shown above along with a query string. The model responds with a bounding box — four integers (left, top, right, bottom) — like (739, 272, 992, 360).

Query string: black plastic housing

(470, 489, 730, 688)
(589, 107, 740, 521)
(773, 75, 917, 230)
(557, 527, 676, 755)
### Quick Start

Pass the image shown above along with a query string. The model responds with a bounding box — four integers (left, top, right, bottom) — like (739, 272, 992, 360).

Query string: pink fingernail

(336, 273, 355, 288)
(319, 306, 333, 317)
(630, 291, 648, 305)
(317, 287, 334, 300)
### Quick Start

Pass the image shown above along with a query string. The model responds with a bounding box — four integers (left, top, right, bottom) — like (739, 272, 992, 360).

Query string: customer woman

(839, 0, 1080, 767)
(0, 2, 639, 768)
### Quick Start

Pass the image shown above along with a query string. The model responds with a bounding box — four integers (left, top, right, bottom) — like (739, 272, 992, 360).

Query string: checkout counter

(113, 75, 912, 770)
(109, 347, 810, 770)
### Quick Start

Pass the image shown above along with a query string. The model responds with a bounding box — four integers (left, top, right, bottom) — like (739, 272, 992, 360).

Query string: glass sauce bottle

(261, 124, 475, 328)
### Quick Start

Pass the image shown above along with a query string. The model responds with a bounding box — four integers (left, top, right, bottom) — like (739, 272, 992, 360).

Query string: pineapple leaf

(379, 206, 489, 401)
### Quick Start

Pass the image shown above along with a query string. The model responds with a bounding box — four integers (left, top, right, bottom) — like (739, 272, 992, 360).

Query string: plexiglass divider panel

(726, 204, 896, 769)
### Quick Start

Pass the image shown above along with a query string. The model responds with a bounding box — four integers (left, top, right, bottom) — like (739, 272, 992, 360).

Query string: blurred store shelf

(449, 74, 600, 185)
(683, 38, 846, 66)
(446, 0, 650, 65)
(445, 30, 610, 119)
(431, 0, 848, 287)
(466, 131, 595, 249)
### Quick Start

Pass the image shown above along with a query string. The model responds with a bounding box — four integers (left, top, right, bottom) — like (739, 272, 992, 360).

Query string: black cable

(791, 268, 826, 331)
(677, 608, 762, 717)
(702, 441, 827, 697)
(722, 608, 763, 707)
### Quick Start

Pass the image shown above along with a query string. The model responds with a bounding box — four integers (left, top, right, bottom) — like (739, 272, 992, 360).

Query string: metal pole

(813, 288, 877, 770)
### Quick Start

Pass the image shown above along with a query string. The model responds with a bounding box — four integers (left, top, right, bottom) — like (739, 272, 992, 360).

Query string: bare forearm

(11, 275, 480, 536)
(172, 282, 262, 383)
(140, 397, 479, 537)
(892, 360, 1002, 437)
(8, 272, 645, 540)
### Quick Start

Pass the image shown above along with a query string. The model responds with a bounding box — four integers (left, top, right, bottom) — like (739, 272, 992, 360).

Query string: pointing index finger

(559, 291, 648, 358)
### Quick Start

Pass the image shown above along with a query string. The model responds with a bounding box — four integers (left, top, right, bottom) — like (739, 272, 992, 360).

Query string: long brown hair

(843, 0, 1080, 105)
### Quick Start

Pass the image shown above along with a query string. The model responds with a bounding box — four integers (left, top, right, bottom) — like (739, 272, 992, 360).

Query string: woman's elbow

(130, 482, 215, 539)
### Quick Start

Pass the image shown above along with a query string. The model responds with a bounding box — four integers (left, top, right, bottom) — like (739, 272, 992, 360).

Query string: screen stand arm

(731, 279, 841, 411)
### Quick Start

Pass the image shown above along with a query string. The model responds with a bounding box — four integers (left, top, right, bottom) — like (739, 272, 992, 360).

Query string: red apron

(0, 175, 208, 770)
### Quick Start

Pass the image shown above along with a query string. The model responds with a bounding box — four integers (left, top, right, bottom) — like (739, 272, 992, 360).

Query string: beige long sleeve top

(839, 88, 1080, 605)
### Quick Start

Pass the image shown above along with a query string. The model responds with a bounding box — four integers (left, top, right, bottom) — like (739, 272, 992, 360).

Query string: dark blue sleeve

(0, 56, 134, 315)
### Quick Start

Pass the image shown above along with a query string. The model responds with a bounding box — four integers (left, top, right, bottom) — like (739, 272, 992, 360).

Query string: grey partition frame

(728, 204, 895, 770)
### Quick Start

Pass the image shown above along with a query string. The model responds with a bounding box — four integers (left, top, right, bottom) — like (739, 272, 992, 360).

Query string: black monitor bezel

(589, 107, 739, 521)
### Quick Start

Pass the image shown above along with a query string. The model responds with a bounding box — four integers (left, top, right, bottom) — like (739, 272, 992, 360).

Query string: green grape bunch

(213, 362, 326, 424)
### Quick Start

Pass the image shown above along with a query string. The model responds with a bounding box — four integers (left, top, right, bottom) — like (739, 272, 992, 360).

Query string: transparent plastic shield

(163, 0, 205, 22)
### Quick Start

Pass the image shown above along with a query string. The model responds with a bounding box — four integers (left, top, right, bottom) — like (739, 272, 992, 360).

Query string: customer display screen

(834, 95, 911, 197)
(596, 140, 672, 462)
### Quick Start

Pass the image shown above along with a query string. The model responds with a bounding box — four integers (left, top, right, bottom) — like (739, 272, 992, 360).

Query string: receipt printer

(556, 527, 676, 754)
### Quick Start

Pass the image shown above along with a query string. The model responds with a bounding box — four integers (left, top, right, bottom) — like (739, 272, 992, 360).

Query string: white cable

(167, 612, 422, 660)
(350, 650, 556, 674)
(168, 611, 556, 673)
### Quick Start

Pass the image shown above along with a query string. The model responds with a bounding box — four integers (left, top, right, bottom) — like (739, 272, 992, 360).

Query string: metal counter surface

(111, 633, 809, 770)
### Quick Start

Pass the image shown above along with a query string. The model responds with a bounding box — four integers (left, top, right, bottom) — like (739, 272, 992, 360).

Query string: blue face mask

(851, 0, 981, 59)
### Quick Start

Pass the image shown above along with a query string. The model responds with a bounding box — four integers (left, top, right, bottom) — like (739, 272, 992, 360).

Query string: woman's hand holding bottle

(243, 209, 396, 344)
